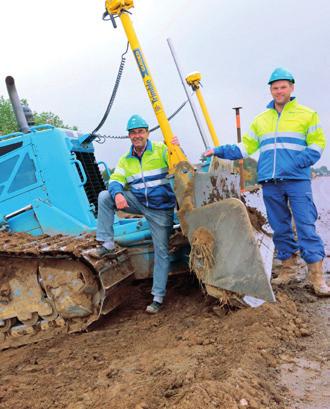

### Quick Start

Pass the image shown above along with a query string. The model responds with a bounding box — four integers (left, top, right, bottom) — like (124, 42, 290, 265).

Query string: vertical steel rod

(167, 38, 210, 149)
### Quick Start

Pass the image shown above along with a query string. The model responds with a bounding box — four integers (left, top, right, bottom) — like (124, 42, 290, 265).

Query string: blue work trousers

(96, 190, 174, 301)
(262, 180, 324, 263)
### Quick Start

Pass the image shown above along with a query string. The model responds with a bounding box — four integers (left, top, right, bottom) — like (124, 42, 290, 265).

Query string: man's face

(270, 80, 294, 106)
(128, 127, 149, 150)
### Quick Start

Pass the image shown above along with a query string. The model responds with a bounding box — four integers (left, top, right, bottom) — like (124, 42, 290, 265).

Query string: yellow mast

(185, 71, 220, 147)
(105, 0, 188, 170)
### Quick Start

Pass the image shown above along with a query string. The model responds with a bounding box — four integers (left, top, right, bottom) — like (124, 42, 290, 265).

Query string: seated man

(91, 114, 178, 313)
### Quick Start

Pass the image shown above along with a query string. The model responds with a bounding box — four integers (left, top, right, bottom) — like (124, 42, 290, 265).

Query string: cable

(94, 93, 194, 143)
(92, 11, 194, 143)
(148, 95, 192, 132)
(91, 41, 129, 135)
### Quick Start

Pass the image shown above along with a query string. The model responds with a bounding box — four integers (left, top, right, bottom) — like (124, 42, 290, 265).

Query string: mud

(174, 162, 195, 236)
(0, 178, 328, 408)
(209, 175, 238, 201)
(280, 297, 330, 409)
(189, 226, 215, 281)
(0, 232, 134, 350)
(0, 270, 328, 409)
(240, 194, 269, 235)
(246, 206, 269, 235)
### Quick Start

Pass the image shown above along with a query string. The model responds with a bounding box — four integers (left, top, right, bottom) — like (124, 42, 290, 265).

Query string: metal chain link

(93, 134, 129, 144)
(94, 92, 194, 144)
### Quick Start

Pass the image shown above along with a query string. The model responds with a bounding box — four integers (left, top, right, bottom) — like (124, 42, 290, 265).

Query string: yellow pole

(105, 1, 188, 169)
(185, 72, 219, 147)
(194, 88, 220, 147)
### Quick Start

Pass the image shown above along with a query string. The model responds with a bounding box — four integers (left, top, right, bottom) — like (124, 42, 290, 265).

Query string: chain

(94, 92, 194, 144)
(93, 13, 194, 144)
(92, 11, 195, 145)
(93, 134, 129, 144)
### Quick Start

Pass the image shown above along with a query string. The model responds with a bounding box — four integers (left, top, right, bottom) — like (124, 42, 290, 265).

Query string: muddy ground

(0, 271, 329, 409)
(0, 177, 329, 409)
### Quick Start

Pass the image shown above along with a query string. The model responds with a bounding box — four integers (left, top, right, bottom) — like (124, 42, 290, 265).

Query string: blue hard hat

(127, 114, 149, 131)
(268, 67, 295, 84)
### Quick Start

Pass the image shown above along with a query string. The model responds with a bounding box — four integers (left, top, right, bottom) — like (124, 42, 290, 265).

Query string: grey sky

(1, 0, 330, 167)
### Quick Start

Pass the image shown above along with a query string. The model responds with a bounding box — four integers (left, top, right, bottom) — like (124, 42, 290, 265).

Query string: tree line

(0, 96, 76, 135)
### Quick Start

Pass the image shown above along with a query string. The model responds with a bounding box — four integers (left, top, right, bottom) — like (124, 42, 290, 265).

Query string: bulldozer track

(0, 232, 134, 350)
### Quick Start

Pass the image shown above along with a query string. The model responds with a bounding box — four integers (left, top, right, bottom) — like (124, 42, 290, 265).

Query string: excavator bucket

(174, 158, 275, 303)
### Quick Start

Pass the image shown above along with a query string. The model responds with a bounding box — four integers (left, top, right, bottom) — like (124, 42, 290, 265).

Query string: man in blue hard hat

(90, 114, 179, 313)
(204, 67, 330, 297)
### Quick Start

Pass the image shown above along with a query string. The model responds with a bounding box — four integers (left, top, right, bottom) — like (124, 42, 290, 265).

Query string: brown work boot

(307, 261, 330, 297)
(272, 254, 299, 285)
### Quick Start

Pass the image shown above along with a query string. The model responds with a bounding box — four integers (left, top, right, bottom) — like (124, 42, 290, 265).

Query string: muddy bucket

(174, 159, 275, 303)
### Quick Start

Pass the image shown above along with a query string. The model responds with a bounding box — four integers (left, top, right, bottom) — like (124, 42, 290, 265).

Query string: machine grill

(74, 151, 106, 213)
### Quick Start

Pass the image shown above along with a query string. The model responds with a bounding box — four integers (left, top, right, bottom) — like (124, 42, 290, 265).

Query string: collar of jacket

(126, 139, 153, 158)
(266, 96, 296, 110)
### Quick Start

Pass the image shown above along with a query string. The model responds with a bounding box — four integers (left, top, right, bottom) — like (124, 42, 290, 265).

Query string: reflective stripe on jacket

(108, 140, 176, 210)
(214, 98, 326, 182)
(239, 98, 326, 182)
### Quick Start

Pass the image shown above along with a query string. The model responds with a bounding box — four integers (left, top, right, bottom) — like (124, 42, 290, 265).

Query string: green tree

(0, 96, 18, 135)
(0, 96, 77, 135)
(33, 111, 77, 130)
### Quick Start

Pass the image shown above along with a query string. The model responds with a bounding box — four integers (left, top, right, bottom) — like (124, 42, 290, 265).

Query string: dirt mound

(0, 273, 319, 409)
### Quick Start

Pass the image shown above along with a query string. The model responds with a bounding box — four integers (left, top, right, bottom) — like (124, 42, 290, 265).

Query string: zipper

(272, 112, 280, 179)
(139, 158, 149, 207)
(271, 99, 293, 179)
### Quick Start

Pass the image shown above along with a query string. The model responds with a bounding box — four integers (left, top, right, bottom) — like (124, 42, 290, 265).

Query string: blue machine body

(0, 125, 157, 246)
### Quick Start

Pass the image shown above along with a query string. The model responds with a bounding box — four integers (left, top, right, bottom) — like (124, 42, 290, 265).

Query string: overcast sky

(1, 0, 330, 167)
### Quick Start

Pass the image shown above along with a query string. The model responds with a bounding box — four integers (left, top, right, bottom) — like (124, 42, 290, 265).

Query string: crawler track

(0, 232, 134, 350)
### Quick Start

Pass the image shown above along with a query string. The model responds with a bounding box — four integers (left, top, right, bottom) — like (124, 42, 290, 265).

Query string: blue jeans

(96, 190, 174, 301)
(262, 180, 324, 263)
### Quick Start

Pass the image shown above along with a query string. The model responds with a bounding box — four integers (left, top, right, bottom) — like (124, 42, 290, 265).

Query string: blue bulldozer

(0, 1, 274, 350)
(0, 76, 190, 350)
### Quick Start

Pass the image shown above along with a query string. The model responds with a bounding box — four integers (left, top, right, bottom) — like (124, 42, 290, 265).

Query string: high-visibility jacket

(109, 140, 176, 209)
(214, 98, 326, 182)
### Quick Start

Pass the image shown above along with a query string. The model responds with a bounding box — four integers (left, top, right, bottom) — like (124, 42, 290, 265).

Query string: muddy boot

(272, 254, 298, 285)
(307, 261, 330, 297)
(84, 245, 125, 259)
(146, 301, 162, 314)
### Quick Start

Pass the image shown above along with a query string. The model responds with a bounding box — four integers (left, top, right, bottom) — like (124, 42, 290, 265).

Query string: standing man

(204, 67, 330, 296)
(90, 114, 177, 313)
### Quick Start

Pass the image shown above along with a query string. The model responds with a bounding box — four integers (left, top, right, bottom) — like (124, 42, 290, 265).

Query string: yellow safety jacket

(214, 98, 326, 182)
(241, 98, 326, 181)
(109, 140, 175, 209)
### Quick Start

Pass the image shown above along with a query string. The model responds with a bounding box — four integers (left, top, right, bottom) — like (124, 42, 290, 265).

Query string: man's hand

(171, 135, 180, 146)
(203, 148, 215, 157)
(115, 193, 129, 210)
